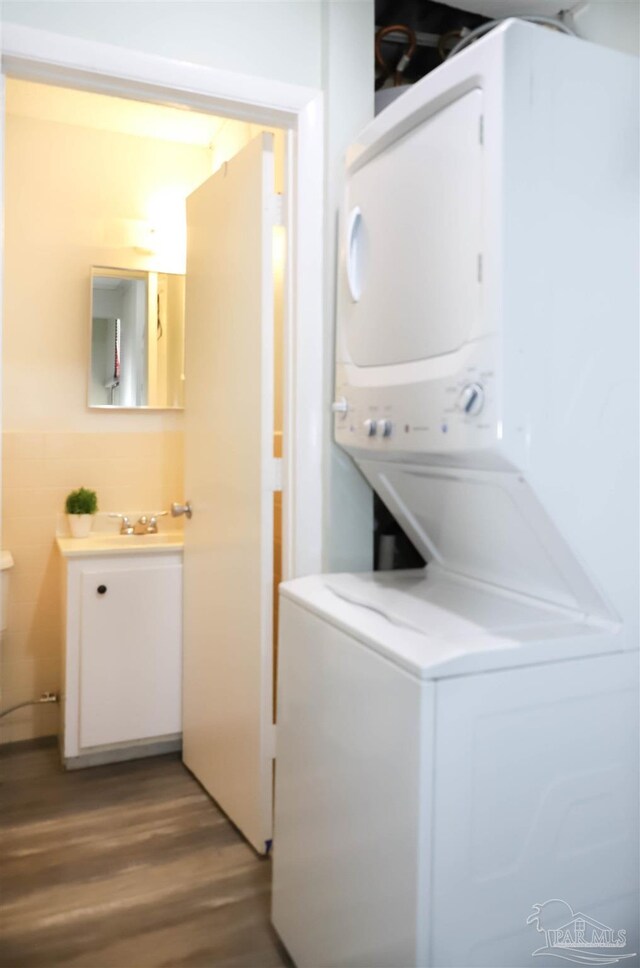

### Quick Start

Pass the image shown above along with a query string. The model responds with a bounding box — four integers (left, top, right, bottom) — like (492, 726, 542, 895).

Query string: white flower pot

(68, 514, 93, 539)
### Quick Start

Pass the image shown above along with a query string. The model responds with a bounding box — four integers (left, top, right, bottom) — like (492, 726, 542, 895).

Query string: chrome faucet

(109, 511, 167, 535)
(133, 512, 167, 535)
(109, 513, 134, 535)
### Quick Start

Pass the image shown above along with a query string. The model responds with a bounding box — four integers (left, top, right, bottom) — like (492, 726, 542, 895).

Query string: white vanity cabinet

(58, 538, 183, 768)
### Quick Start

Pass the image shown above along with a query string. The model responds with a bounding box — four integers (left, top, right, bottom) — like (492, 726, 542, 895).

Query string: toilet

(1, 551, 14, 633)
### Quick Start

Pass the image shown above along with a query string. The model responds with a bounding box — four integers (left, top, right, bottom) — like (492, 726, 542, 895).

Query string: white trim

(0, 23, 324, 580)
(285, 95, 324, 579)
(1, 24, 316, 123)
(0, 72, 4, 580)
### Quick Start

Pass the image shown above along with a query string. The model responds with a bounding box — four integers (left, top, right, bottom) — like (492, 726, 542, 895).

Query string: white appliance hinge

(271, 193, 285, 227)
(266, 723, 277, 760)
(271, 458, 283, 493)
(479, 115, 484, 145)
(478, 253, 483, 283)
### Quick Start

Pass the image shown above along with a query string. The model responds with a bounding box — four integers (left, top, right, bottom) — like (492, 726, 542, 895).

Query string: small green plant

(65, 487, 98, 515)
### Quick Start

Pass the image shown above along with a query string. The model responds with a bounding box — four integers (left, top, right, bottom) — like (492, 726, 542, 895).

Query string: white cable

(0, 693, 59, 719)
(447, 16, 576, 60)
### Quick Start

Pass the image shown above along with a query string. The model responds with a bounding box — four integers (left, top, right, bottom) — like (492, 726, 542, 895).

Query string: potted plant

(65, 487, 98, 538)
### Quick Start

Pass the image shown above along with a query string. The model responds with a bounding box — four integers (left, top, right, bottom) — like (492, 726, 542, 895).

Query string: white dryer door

(343, 89, 483, 367)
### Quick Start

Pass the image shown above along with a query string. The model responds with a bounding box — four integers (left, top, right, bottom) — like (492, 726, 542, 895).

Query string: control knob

(458, 383, 485, 417)
(363, 418, 377, 437)
(331, 397, 349, 419)
(378, 419, 393, 437)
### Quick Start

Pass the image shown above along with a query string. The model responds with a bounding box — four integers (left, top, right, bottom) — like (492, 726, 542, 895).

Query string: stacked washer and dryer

(272, 20, 639, 968)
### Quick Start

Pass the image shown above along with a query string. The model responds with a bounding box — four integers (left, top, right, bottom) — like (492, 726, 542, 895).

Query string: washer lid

(357, 462, 613, 624)
(280, 569, 621, 680)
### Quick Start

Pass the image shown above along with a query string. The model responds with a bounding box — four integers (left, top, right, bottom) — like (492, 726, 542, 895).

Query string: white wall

(444, 0, 640, 56)
(321, 0, 375, 572)
(0, 1, 324, 87)
(91, 287, 123, 405)
(91, 318, 112, 404)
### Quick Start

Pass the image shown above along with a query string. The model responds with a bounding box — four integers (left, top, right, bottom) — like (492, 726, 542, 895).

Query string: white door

(182, 133, 277, 854)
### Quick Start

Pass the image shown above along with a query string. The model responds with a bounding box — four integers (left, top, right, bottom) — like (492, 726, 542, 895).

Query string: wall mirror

(89, 268, 185, 409)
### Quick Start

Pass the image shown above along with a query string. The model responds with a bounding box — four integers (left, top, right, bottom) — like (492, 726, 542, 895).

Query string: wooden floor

(0, 743, 290, 968)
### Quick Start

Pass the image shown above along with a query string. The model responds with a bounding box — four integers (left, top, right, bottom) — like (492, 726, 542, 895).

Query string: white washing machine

(272, 19, 639, 968)
(273, 573, 638, 967)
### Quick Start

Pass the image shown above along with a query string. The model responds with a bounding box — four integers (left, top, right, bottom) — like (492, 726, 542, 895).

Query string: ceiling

(5, 78, 227, 147)
(440, 0, 572, 16)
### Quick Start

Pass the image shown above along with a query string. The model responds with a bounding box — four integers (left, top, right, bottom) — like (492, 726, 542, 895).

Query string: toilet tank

(1, 551, 14, 633)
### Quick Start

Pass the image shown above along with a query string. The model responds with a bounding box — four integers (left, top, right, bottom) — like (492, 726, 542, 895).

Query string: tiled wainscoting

(1, 431, 184, 744)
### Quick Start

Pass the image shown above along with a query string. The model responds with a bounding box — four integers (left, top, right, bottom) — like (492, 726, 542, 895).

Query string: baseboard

(0, 734, 58, 756)
(64, 736, 182, 770)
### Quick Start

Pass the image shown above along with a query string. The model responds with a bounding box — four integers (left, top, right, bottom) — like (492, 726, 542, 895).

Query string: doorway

(1, 75, 286, 761)
(3, 28, 322, 856)
(3, 74, 287, 841)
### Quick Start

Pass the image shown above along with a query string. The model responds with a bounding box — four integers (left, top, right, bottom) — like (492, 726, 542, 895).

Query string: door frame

(0, 23, 324, 580)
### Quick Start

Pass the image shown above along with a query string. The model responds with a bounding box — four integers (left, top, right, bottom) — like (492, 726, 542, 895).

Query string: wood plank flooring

(0, 743, 290, 968)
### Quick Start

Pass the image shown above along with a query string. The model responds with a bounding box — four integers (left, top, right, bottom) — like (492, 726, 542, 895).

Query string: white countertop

(56, 532, 183, 558)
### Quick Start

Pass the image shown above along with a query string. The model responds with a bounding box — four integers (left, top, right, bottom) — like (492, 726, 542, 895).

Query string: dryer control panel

(334, 338, 503, 466)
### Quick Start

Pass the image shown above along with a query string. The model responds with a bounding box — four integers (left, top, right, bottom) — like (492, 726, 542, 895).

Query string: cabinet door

(79, 563, 182, 749)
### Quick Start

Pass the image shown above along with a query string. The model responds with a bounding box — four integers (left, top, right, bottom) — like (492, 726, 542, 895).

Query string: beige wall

(1, 91, 213, 742)
(3, 102, 214, 433)
(1, 430, 184, 743)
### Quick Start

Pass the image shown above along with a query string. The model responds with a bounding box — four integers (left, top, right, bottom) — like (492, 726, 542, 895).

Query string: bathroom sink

(56, 532, 183, 558)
